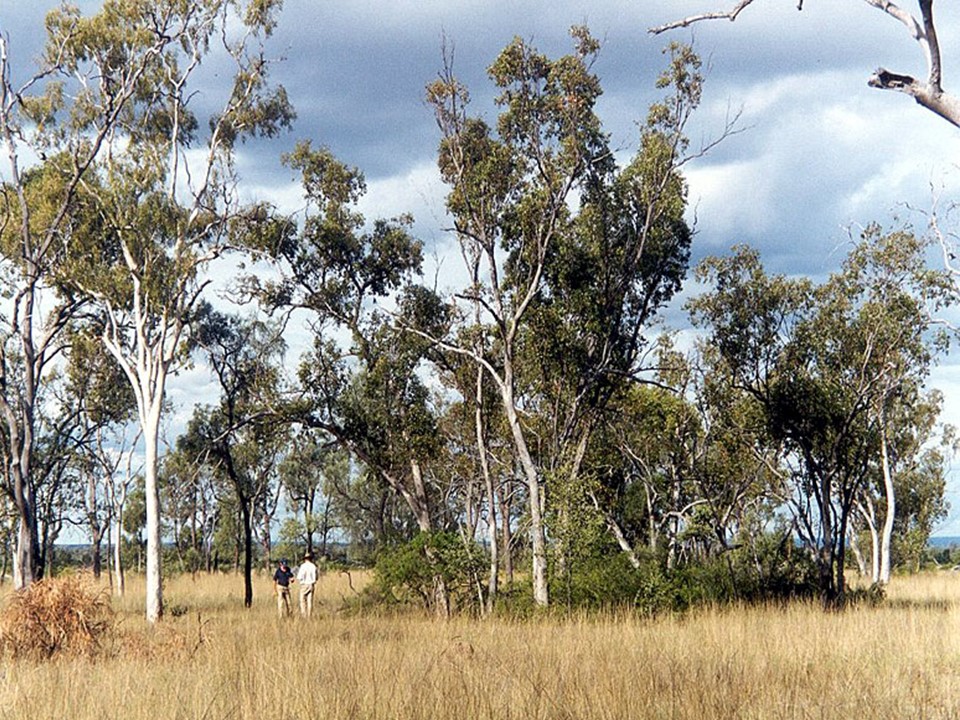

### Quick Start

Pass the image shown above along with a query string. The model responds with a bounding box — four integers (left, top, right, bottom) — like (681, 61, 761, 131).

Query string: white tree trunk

(879, 426, 896, 585)
(501, 383, 548, 607)
(847, 526, 867, 577)
(143, 400, 164, 623)
(857, 499, 880, 584)
(12, 520, 31, 589)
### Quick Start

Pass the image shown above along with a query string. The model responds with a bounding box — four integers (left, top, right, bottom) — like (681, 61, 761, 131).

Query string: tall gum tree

(425, 30, 712, 606)
(689, 232, 951, 605)
(184, 311, 287, 608)
(243, 143, 460, 613)
(56, 0, 293, 623)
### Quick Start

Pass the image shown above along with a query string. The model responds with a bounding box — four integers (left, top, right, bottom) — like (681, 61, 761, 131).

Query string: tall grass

(3, 570, 960, 719)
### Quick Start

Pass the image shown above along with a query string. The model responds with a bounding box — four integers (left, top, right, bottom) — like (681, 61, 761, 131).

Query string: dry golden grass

(2, 569, 960, 718)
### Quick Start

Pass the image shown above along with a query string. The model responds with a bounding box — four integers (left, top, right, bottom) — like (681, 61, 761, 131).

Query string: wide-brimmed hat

(303, 552, 313, 560)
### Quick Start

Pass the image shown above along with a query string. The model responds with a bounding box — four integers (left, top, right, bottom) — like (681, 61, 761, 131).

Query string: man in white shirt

(296, 552, 319, 618)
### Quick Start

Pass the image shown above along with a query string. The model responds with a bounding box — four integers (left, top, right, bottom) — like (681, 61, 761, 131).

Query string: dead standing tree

(651, 0, 960, 128)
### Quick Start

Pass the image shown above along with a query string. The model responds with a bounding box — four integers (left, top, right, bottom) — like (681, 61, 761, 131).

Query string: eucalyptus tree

(0, 155, 107, 586)
(41, 0, 294, 622)
(63, 329, 137, 581)
(854, 385, 948, 579)
(425, 30, 707, 605)
(245, 138, 472, 612)
(278, 428, 345, 558)
(824, 227, 951, 585)
(888, 412, 950, 571)
(0, 13, 142, 589)
(690, 230, 951, 605)
(184, 311, 287, 608)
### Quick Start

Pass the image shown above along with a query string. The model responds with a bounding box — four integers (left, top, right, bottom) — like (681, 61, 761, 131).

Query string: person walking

(273, 559, 294, 618)
(296, 552, 319, 618)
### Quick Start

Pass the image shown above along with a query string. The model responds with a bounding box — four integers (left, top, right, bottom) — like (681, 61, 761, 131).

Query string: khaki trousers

(299, 583, 315, 618)
(276, 586, 291, 617)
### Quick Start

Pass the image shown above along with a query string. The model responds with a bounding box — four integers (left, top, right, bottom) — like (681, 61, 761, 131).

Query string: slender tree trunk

(242, 500, 253, 608)
(645, 483, 658, 553)
(817, 472, 836, 607)
(500, 376, 548, 607)
(592, 493, 642, 570)
(848, 526, 867, 577)
(498, 484, 513, 587)
(11, 465, 40, 589)
(89, 474, 102, 580)
(143, 402, 164, 623)
(475, 366, 498, 614)
(113, 485, 126, 597)
(857, 499, 880, 584)
(91, 527, 102, 580)
(878, 419, 896, 585)
(665, 464, 685, 571)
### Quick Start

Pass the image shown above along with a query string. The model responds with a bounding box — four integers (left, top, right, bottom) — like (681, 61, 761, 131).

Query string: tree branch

(651, 0, 960, 128)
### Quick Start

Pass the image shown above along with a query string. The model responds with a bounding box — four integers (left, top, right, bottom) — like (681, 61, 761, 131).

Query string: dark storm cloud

(6, 1, 960, 502)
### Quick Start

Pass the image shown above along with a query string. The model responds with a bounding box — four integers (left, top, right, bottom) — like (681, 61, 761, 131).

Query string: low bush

(371, 532, 486, 613)
(0, 574, 114, 660)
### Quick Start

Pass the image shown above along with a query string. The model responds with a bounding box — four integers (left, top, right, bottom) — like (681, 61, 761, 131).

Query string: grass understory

(2, 571, 960, 719)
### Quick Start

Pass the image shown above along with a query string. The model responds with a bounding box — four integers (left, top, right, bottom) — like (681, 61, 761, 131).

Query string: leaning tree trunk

(11, 463, 41, 589)
(408, 460, 451, 619)
(500, 372, 548, 607)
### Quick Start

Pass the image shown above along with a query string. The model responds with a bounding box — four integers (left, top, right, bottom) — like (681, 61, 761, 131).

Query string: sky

(5, 0, 960, 532)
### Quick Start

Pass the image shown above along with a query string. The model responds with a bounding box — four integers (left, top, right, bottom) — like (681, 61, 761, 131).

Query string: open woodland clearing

(2, 572, 960, 719)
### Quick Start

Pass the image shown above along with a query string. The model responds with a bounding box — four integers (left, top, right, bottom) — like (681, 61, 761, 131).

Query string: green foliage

(372, 532, 486, 613)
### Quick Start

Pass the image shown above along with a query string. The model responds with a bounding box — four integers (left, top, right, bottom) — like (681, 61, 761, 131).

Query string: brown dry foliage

(0, 575, 114, 660)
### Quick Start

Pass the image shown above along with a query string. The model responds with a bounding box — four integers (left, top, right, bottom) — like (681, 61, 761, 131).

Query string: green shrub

(371, 531, 486, 613)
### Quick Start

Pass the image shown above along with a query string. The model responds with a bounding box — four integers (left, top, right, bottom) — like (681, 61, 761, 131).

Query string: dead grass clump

(0, 575, 114, 660)
(117, 623, 191, 661)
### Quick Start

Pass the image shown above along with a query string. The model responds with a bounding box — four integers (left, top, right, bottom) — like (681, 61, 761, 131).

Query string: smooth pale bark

(102, 312, 171, 623)
(858, 499, 881, 584)
(590, 490, 642, 570)
(651, 0, 960, 128)
(878, 420, 896, 585)
(0, 10, 192, 591)
(847, 525, 868, 577)
(142, 398, 165, 623)
(500, 374, 549, 607)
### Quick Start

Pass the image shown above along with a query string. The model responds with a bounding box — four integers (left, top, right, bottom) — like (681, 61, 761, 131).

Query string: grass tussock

(0, 574, 113, 660)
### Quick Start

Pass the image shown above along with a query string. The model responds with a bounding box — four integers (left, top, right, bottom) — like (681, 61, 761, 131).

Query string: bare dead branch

(649, 0, 760, 34)
(652, 0, 960, 127)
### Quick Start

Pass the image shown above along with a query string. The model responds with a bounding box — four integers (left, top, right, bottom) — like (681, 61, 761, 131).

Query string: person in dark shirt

(273, 559, 294, 617)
